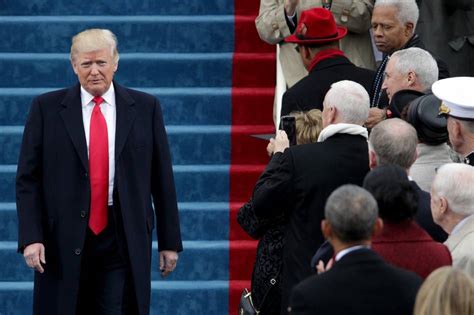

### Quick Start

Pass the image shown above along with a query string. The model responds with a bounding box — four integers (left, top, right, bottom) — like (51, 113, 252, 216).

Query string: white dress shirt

(81, 84, 116, 205)
(335, 245, 370, 261)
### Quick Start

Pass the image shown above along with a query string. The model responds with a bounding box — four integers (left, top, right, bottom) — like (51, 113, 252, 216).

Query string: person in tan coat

(256, 0, 376, 88)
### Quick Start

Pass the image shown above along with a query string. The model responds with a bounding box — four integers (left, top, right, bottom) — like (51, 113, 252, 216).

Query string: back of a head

(414, 266, 474, 315)
(391, 48, 438, 91)
(432, 163, 474, 216)
(369, 118, 418, 169)
(325, 185, 378, 243)
(363, 165, 418, 223)
(374, 0, 419, 28)
(324, 80, 370, 125)
(70, 28, 119, 63)
(293, 109, 323, 144)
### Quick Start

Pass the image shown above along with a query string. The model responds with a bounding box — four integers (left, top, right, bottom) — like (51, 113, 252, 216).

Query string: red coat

(372, 221, 452, 278)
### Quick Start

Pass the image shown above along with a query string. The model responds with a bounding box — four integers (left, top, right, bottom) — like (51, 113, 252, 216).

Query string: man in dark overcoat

(16, 28, 182, 315)
(253, 80, 371, 313)
(280, 8, 375, 117)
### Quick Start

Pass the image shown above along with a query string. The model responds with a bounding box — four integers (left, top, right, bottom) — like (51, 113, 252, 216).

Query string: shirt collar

(335, 245, 370, 261)
(80, 83, 115, 108)
(451, 215, 473, 235)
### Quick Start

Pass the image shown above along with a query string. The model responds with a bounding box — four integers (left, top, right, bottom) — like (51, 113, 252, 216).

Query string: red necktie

(89, 96, 109, 235)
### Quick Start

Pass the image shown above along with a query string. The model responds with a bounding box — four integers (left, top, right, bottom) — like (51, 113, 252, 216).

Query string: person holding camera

(250, 80, 370, 313)
(237, 109, 322, 314)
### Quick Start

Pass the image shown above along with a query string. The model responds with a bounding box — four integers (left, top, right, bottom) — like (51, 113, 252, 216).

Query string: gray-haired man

(431, 163, 474, 278)
(289, 185, 422, 315)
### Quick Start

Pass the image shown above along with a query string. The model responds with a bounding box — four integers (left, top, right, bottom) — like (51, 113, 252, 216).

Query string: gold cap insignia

(438, 102, 450, 116)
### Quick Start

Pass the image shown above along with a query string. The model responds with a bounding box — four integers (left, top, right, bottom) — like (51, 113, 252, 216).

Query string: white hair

(70, 28, 119, 63)
(324, 80, 370, 125)
(432, 163, 474, 216)
(375, 0, 419, 28)
(390, 48, 438, 90)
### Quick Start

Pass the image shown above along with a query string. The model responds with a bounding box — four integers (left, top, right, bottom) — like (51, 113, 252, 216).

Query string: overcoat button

(80, 211, 86, 218)
(75, 248, 81, 255)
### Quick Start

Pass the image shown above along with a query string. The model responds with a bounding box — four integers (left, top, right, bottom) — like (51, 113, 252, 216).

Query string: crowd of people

(238, 0, 474, 314)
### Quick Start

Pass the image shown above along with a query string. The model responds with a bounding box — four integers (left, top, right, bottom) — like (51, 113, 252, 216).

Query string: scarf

(308, 48, 345, 72)
(318, 123, 368, 142)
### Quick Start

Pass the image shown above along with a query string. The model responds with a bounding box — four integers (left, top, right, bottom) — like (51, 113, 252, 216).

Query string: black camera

(279, 115, 297, 146)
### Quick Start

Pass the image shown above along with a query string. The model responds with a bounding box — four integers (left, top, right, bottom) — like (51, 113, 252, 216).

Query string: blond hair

(292, 109, 323, 145)
(414, 267, 474, 315)
(70, 29, 119, 63)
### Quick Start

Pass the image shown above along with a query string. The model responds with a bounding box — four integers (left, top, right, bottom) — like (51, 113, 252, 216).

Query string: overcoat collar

(445, 215, 474, 251)
(59, 81, 136, 171)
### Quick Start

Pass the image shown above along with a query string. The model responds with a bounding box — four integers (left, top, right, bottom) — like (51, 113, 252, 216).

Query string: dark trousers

(76, 206, 136, 315)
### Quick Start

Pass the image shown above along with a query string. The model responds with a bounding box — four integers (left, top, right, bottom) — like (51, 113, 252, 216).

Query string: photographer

(237, 109, 322, 314)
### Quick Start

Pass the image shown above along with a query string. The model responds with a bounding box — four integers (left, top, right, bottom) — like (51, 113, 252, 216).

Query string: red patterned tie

(89, 96, 109, 235)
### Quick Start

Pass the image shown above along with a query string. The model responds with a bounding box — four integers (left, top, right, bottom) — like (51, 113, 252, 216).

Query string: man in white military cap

(432, 77, 474, 166)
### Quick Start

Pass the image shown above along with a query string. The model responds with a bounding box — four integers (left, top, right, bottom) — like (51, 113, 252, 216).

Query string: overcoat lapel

(114, 82, 136, 160)
(59, 83, 89, 172)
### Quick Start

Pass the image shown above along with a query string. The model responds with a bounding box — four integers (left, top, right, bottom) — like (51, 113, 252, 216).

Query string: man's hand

(316, 258, 334, 274)
(271, 130, 290, 153)
(284, 0, 299, 16)
(366, 108, 387, 129)
(159, 250, 179, 278)
(23, 243, 46, 273)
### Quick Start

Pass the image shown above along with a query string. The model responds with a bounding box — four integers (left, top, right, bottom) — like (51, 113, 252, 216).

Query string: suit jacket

(281, 55, 374, 116)
(289, 248, 422, 315)
(372, 221, 452, 278)
(16, 82, 183, 315)
(253, 133, 370, 312)
(256, 0, 376, 87)
(445, 215, 474, 278)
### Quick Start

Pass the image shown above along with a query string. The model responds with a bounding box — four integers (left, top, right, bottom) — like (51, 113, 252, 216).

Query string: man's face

(371, 6, 413, 54)
(72, 48, 117, 96)
(382, 57, 409, 102)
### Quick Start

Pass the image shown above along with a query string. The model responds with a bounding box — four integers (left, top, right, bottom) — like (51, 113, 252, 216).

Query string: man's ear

(321, 220, 332, 240)
(439, 196, 448, 215)
(302, 45, 312, 62)
(453, 120, 463, 141)
(404, 22, 414, 37)
(369, 150, 377, 169)
(372, 218, 384, 237)
(407, 71, 417, 87)
(328, 106, 338, 124)
(71, 60, 78, 75)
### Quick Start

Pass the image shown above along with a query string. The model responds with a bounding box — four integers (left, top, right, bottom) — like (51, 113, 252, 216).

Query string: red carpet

(229, 1, 276, 314)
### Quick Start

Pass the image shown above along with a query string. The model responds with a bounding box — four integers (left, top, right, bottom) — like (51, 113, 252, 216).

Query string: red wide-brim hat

(285, 8, 348, 45)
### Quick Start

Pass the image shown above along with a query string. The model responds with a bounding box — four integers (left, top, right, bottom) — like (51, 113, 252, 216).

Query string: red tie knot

(93, 96, 104, 106)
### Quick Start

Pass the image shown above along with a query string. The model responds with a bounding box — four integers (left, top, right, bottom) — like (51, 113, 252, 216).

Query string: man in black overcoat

(280, 8, 374, 117)
(289, 185, 422, 315)
(16, 28, 183, 315)
(253, 80, 371, 313)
